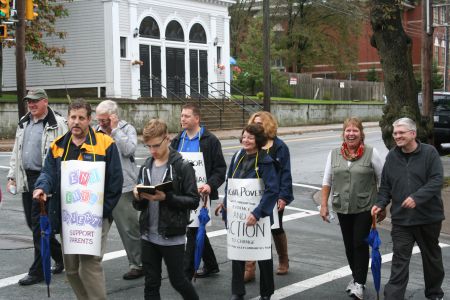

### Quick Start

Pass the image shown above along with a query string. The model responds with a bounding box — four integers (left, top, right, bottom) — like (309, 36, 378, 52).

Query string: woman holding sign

(320, 117, 383, 300)
(223, 123, 279, 300)
(245, 111, 294, 282)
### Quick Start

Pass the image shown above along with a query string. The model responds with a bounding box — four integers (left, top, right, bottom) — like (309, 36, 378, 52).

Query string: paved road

(0, 129, 449, 300)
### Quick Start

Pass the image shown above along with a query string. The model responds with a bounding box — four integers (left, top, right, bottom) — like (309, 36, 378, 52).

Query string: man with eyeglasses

(133, 118, 199, 299)
(7, 88, 67, 286)
(170, 103, 226, 280)
(371, 117, 445, 300)
(95, 100, 143, 280)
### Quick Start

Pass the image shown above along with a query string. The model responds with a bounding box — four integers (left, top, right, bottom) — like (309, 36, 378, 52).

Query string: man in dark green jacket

(372, 117, 445, 300)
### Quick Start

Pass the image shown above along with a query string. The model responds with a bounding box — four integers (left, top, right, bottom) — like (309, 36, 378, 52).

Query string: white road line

(0, 207, 317, 289)
(250, 243, 450, 300)
(0, 166, 9, 170)
(292, 183, 321, 190)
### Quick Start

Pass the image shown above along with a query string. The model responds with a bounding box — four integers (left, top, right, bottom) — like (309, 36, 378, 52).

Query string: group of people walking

(320, 117, 446, 300)
(5, 88, 446, 300)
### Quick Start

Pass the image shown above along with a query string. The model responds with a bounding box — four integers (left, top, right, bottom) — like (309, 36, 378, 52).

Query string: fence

(274, 73, 385, 101)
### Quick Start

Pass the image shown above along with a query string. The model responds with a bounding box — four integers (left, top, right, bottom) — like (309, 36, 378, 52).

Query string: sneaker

(349, 283, 364, 299)
(345, 279, 355, 293)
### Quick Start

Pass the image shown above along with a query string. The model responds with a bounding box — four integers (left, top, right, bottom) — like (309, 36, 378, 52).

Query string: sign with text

(226, 178, 271, 260)
(181, 152, 211, 227)
(60, 160, 105, 256)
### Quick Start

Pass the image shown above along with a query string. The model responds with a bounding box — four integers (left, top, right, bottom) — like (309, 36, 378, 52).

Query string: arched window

(189, 23, 206, 44)
(139, 17, 160, 39)
(165, 20, 184, 42)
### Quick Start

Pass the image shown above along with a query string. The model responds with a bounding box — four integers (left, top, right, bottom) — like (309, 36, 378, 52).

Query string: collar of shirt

(178, 126, 204, 152)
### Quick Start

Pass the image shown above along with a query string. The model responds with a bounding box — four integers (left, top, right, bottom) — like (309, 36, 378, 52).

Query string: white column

(161, 42, 167, 98)
(104, 0, 121, 98)
(223, 16, 231, 95)
(209, 14, 218, 91)
(129, 0, 140, 99)
(185, 44, 190, 97)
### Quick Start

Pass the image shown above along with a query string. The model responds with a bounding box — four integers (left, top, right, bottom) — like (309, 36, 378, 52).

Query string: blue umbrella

(39, 200, 52, 297)
(193, 195, 210, 281)
(230, 56, 237, 65)
(366, 215, 381, 300)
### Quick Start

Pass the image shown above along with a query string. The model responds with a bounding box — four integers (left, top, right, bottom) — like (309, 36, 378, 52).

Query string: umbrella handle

(201, 194, 208, 208)
(372, 214, 377, 229)
(37, 198, 47, 216)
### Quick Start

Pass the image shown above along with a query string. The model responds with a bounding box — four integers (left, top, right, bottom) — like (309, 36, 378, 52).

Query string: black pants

(184, 227, 219, 279)
(384, 222, 444, 300)
(337, 211, 372, 285)
(231, 259, 274, 297)
(271, 208, 285, 235)
(142, 239, 199, 300)
(23, 170, 63, 277)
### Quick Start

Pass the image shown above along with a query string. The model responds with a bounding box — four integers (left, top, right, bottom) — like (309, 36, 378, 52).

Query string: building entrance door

(189, 49, 208, 99)
(166, 47, 185, 99)
(139, 44, 161, 97)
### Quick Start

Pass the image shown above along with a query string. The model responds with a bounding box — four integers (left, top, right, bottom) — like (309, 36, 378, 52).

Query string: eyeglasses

(392, 130, 413, 137)
(144, 136, 167, 150)
(96, 118, 110, 124)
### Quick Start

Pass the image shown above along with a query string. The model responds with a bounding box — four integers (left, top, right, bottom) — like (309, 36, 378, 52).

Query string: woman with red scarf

(320, 117, 384, 300)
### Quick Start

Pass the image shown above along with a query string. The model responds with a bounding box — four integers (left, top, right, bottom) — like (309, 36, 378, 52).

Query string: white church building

(3, 0, 234, 99)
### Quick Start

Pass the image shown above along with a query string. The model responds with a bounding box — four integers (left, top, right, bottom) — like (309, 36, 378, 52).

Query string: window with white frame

(120, 37, 127, 58)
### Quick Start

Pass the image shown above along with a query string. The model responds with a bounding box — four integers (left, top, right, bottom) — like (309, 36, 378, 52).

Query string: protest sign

(60, 160, 105, 256)
(226, 178, 271, 260)
(181, 152, 211, 227)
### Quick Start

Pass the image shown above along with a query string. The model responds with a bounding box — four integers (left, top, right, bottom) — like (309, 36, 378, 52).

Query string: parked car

(418, 91, 450, 147)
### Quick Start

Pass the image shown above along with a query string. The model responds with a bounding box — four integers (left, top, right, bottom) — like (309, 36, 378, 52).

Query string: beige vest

(331, 145, 377, 214)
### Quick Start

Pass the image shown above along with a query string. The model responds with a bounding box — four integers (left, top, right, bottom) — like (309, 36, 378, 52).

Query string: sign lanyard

(63, 130, 96, 162)
(179, 129, 202, 152)
(231, 151, 260, 179)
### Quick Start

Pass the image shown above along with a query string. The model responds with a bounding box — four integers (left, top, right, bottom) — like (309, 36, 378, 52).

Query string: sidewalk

(0, 122, 381, 152)
(209, 121, 380, 140)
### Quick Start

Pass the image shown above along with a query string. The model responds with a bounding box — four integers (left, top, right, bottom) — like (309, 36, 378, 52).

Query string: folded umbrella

(366, 214, 382, 300)
(193, 195, 210, 281)
(39, 199, 52, 297)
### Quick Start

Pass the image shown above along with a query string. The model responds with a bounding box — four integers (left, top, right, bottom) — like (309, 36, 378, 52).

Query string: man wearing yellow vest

(33, 100, 123, 300)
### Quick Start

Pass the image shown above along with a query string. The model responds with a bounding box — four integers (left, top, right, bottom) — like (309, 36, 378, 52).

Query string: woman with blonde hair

(244, 111, 294, 282)
(320, 117, 384, 299)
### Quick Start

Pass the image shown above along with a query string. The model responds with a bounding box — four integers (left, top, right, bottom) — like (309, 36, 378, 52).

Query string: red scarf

(341, 142, 365, 161)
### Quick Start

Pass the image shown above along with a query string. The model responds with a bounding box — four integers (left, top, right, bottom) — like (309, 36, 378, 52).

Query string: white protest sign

(180, 152, 211, 227)
(226, 178, 272, 260)
(271, 204, 280, 229)
(60, 160, 105, 256)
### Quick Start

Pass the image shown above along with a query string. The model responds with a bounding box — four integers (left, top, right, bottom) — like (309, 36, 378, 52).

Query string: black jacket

(133, 149, 200, 238)
(376, 142, 445, 226)
(170, 127, 226, 200)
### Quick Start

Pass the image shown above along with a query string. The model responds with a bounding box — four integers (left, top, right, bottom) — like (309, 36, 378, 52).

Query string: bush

(256, 92, 264, 100)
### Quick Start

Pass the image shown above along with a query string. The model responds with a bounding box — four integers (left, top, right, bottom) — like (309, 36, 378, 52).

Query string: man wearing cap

(7, 88, 68, 286)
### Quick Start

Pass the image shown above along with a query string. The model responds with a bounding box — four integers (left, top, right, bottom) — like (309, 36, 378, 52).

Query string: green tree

(0, 0, 70, 96)
(370, 0, 428, 149)
(366, 66, 378, 82)
(271, 0, 362, 74)
(229, 0, 257, 58)
(232, 17, 288, 95)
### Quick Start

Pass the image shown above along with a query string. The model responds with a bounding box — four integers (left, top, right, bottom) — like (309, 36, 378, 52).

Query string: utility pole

(444, 4, 449, 91)
(263, 0, 270, 112)
(421, 0, 433, 133)
(15, 0, 26, 118)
